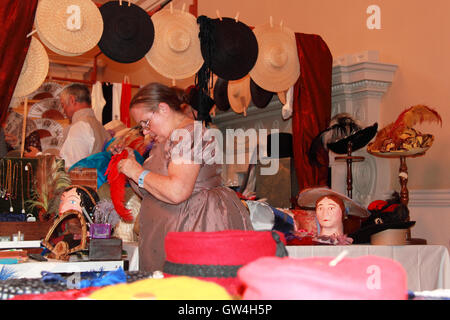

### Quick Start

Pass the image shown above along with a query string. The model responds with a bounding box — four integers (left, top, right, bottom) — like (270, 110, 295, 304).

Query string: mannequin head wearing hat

(315, 195, 346, 237)
(60, 83, 92, 121)
(129, 82, 194, 143)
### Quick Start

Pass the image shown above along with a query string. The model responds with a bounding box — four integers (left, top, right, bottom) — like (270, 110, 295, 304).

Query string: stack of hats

(162, 230, 288, 296)
(238, 255, 408, 300)
(349, 194, 415, 245)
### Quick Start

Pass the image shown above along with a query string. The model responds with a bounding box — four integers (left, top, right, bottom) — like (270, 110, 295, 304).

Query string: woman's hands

(117, 147, 143, 182)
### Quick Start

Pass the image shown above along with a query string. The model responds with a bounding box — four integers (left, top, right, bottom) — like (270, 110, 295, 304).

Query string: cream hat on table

(146, 5, 203, 80)
(249, 18, 300, 93)
(227, 74, 251, 116)
(13, 37, 49, 98)
(35, 0, 103, 56)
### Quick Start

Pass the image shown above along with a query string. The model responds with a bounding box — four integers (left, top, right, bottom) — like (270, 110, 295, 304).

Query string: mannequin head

(315, 195, 346, 236)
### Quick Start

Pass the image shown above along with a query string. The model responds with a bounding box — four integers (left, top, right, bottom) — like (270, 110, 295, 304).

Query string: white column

(330, 51, 398, 206)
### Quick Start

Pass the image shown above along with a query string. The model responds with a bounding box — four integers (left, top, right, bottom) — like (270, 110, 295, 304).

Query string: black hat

(250, 78, 274, 108)
(328, 123, 378, 154)
(349, 194, 415, 244)
(198, 16, 258, 81)
(98, 1, 154, 63)
(267, 132, 293, 158)
(213, 77, 231, 111)
(186, 85, 214, 124)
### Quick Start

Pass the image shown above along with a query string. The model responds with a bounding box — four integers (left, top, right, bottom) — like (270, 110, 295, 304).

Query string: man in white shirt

(59, 84, 111, 169)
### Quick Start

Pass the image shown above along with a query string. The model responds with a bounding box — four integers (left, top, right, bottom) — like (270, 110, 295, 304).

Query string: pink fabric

(239, 256, 408, 300)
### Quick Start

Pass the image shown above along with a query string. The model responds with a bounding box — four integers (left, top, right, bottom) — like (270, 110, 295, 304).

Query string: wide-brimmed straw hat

(249, 20, 300, 93)
(297, 187, 370, 218)
(146, 7, 203, 80)
(35, 0, 103, 56)
(98, 1, 154, 63)
(198, 16, 258, 81)
(13, 37, 49, 98)
(250, 78, 273, 108)
(227, 75, 251, 115)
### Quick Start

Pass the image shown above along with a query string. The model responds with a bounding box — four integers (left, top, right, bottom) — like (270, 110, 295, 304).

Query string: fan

(4, 111, 37, 147)
(28, 98, 66, 120)
(33, 118, 63, 141)
(27, 81, 63, 100)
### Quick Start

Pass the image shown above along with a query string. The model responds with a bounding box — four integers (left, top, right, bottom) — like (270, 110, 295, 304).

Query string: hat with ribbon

(227, 75, 251, 115)
(250, 78, 273, 108)
(35, 0, 103, 56)
(162, 230, 288, 296)
(146, 6, 203, 80)
(249, 19, 300, 93)
(197, 15, 258, 81)
(213, 77, 231, 111)
(349, 193, 415, 244)
(238, 255, 408, 300)
(13, 37, 49, 98)
(98, 1, 154, 63)
(297, 187, 370, 218)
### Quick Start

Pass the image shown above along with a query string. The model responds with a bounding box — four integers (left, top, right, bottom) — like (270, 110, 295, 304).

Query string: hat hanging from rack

(13, 37, 49, 98)
(227, 75, 251, 115)
(250, 78, 274, 108)
(35, 0, 103, 56)
(98, 0, 154, 63)
(198, 13, 258, 81)
(249, 17, 300, 93)
(146, 4, 203, 80)
(212, 77, 231, 112)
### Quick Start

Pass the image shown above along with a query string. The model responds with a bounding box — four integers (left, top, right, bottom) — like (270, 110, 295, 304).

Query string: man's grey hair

(60, 83, 91, 105)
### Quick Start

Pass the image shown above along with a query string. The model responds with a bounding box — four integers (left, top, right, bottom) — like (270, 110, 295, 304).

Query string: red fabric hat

(238, 255, 408, 300)
(163, 230, 287, 296)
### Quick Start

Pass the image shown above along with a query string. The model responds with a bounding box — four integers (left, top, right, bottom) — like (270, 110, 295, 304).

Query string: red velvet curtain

(292, 33, 333, 193)
(0, 1, 39, 126)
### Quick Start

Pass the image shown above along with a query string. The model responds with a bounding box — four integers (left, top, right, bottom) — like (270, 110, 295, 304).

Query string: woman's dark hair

(129, 82, 188, 113)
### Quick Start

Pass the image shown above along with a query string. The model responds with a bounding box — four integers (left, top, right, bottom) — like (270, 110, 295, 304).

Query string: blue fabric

(79, 267, 127, 288)
(270, 206, 295, 235)
(69, 138, 145, 189)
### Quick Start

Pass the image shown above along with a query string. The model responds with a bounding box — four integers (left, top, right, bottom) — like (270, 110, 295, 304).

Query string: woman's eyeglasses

(138, 112, 155, 131)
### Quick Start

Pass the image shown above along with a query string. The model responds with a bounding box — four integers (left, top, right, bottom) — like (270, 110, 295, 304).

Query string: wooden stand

(334, 142, 365, 199)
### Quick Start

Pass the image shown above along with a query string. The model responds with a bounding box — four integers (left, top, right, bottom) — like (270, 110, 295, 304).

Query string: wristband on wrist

(138, 170, 150, 188)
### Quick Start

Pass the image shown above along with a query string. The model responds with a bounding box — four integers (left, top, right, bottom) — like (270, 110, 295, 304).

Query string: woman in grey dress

(116, 83, 253, 272)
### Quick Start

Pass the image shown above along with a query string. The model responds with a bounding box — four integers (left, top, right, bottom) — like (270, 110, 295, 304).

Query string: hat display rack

(14, 1, 302, 121)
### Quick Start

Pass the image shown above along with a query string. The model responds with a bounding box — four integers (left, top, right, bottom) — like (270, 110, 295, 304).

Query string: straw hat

(146, 7, 203, 80)
(227, 75, 251, 115)
(249, 20, 300, 93)
(98, 1, 154, 63)
(13, 37, 49, 98)
(35, 0, 103, 56)
(297, 187, 370, 218)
